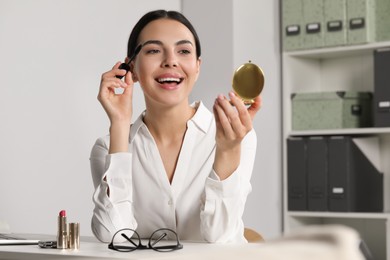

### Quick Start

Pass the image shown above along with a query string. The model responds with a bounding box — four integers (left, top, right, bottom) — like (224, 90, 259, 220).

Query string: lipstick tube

(57, 210, 68, 249)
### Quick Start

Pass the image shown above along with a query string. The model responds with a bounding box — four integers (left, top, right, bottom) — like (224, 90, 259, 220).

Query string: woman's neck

(143, 101, 196, 143)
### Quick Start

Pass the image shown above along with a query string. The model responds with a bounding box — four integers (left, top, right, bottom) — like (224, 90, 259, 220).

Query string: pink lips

(159, 82, 181, 90)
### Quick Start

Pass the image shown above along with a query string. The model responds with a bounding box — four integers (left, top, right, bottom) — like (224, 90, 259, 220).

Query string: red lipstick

(57, 210, 68, 249)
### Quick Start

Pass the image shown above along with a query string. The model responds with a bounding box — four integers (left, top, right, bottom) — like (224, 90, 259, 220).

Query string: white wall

(0, 0, 282, 239)
(183, 0, 282, 238)
(0, 0, 180, 236)
(233, 0, 282, 239)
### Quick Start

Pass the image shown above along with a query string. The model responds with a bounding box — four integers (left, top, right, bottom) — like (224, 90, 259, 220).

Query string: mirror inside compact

(232, 61, 265, 104)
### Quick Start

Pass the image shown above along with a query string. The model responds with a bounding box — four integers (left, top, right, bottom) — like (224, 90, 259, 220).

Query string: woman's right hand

(97, 62, 134, 125)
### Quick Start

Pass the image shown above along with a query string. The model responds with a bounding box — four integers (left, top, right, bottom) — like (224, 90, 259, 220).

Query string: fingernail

(229, 91, 236, 97)
(218, 94, 224, 100)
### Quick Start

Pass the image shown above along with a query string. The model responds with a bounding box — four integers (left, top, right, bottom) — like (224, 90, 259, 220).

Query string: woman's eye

(179, 49, 191, 55)
(146, 49, 160, 54)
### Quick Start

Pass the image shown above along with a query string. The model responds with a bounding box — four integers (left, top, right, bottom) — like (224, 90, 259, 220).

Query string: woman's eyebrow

(141, 39, 193, 47)
(176, 40, 193, 46)
(142, 40, 163, 46)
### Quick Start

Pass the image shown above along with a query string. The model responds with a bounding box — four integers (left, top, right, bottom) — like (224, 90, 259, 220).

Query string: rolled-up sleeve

(90, 137, 137, 242)
(200, 129, 257, 243)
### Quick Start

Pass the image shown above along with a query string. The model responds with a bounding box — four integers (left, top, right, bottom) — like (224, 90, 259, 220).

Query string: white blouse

(90, 102, 257, 243)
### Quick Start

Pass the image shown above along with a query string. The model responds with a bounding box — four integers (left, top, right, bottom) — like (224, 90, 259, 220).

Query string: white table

(0, 231, 365, 260)
(0, 238, 262, 260)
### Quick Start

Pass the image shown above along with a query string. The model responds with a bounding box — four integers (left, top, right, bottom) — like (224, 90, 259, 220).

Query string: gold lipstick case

(68, 223, 80, 249)
(57, 215, 67, 249)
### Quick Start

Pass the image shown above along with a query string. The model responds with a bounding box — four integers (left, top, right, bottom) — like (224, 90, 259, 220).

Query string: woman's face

(132, 18, 201, 108)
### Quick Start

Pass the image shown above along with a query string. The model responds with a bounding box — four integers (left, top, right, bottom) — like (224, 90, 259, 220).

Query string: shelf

(288, 211, 390, 220)
(289, 127, 390, 136)
(281, 4, 390, 257)
(284, 41, 390, 59)
(285, 211, 389, 260)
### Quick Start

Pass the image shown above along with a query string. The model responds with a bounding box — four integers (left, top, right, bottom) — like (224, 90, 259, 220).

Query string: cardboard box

(292, 91, 373, 130)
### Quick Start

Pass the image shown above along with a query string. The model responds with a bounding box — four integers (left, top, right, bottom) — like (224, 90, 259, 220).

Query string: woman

(90, 9, 261, 243)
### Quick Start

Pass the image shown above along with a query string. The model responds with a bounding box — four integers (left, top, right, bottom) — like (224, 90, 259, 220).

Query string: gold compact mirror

(232, 61, 265, 104)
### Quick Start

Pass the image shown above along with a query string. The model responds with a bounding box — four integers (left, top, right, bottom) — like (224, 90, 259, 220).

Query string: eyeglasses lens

(112, 229, 139, 252)
(149, 229, 180, 252)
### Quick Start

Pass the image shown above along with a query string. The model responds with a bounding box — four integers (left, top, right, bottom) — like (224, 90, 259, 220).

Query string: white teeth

(157, 77, 181, 83)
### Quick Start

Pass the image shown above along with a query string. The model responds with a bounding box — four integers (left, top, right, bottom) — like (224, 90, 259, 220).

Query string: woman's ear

(130, 62, 138, 82)
(195, 57, 202, 81)
(123, 57, 138, 82)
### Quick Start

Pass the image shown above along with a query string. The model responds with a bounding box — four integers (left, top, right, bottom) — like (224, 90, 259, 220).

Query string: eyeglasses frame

(108, 228, 183, 252)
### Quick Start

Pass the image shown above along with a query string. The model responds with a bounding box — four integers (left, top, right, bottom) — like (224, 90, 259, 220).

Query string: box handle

(349, 18, 365, 30)
(377, 101, 390, 112)
(306, 23, 321, 34)
(327, 20, 342, 32)
(286, 25, 300, 36)
(351, 104, 362, 116)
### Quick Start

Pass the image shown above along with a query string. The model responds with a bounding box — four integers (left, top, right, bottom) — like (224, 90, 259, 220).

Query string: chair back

(244, 227, 264, 243)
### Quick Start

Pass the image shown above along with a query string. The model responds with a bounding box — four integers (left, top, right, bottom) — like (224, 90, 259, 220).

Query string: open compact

(232, 61, 265, 104)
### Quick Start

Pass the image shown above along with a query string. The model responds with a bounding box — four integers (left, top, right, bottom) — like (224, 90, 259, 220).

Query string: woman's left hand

(213, 92, 262, 180)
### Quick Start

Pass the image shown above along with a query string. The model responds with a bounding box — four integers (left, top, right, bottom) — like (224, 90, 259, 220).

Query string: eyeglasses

(108, 228, 183, 252)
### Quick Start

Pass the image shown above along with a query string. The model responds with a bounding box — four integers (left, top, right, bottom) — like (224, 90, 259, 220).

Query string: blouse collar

(129, 101, 213, 142)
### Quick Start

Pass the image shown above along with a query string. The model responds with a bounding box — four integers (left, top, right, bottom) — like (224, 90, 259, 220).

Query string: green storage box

(292, 91, 373, 130)
(347, 0, 390, 45)
(302, 0, 324, 49)
(282, 0, 304, 51)
(323, 0, 347, 47)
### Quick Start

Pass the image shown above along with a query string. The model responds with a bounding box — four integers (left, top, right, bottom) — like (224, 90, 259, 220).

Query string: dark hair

(127, 10, 201, 59)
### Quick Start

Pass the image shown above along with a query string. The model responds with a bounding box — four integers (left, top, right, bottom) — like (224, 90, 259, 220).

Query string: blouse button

(168, 199, 173, 206)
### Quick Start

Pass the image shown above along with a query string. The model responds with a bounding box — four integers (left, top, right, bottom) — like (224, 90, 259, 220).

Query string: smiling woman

(131, 18, 201, 108)
(90, 9, 262, 244)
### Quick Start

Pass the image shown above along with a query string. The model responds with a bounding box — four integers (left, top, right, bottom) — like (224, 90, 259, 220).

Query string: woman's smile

(155, 73, 184, 90)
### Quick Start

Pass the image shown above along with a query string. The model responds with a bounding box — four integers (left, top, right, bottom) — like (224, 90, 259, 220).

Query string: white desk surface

(0, 236, 262, 260)
(0, 233, 364, 260)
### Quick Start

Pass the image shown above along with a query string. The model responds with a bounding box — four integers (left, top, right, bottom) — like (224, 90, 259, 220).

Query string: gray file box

(328, 136, 383, 212)
(302, 0, 324, 49)
(287, 137, 307, 211)
(288, 135, 383, 213)
(292, 91, 373, 130)
(374, 48, 390, 127)
(307, 137, 328, 211)
(324, 0, 347, 47)
(282, 0, 304, 51)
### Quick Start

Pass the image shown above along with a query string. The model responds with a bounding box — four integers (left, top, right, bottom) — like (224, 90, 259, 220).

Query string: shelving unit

(282, 41, 390, 260)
